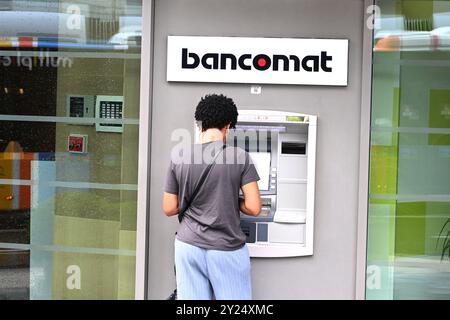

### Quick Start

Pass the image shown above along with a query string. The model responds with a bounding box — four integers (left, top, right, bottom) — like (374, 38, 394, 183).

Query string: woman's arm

(163, 192, 179, 216)
(240, 181, 262, 216)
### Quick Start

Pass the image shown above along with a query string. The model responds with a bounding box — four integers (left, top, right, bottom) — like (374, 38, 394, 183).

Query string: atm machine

(196, 110, 317, 258)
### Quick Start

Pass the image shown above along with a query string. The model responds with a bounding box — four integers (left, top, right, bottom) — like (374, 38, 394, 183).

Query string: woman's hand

(239, 181, 262, 216)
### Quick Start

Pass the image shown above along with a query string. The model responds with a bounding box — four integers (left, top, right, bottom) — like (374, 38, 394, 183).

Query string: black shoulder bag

(167, 144, 227, 300)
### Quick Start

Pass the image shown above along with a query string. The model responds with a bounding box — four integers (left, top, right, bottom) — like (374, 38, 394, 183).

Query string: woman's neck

(200, 128, 225, 144)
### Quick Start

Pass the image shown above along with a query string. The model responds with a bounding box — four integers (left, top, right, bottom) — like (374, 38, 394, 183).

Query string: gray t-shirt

(164, 140, 260, 251)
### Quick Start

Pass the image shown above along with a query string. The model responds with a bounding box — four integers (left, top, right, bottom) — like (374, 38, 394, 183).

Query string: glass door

(367, 0, 450, 299)
(0, 0, 143, 299)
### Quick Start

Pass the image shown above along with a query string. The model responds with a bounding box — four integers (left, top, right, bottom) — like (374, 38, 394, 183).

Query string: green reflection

(367, 0, 450, 300)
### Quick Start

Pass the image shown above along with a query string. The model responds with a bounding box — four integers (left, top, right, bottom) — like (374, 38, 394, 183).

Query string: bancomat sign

(167, 36, 349, 86)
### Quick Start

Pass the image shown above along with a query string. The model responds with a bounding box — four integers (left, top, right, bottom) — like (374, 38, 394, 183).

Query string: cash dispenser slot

(240, 196, 275, 223)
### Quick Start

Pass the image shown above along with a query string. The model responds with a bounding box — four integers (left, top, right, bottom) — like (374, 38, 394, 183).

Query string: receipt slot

(196, 110, 317, 257)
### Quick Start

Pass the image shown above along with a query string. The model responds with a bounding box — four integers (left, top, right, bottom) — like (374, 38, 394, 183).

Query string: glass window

(0, 0, 142, 299)
(366, 0, 450, 299)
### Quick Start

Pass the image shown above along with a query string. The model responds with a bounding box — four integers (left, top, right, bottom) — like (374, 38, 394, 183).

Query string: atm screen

(249, 152, 271, 191)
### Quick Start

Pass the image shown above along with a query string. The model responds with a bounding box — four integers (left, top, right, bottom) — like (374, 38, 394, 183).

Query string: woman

(162, 93, 261, 300)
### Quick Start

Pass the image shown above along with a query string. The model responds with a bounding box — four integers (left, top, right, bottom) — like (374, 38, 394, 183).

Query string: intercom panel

(95, 95, 124, 133)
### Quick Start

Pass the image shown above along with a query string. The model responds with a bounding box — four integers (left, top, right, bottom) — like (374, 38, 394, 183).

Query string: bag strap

(178, 144, 227, 223)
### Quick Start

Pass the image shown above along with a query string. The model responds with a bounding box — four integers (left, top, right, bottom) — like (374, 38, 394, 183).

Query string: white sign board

(167, 36, 349, 86)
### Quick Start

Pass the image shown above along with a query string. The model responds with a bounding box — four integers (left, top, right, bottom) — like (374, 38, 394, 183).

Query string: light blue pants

(174, 239, 252, 300)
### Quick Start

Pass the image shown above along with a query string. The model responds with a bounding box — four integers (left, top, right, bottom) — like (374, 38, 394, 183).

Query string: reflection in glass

(367, 0, 450, 300)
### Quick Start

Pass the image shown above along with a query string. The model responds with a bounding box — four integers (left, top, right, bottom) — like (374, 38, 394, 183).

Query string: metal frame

(134, 0, 155, 300)
(355, 0, 375, 300)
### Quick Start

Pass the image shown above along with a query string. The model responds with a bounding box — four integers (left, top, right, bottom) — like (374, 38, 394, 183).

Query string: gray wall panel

(148, 0, 365, 299)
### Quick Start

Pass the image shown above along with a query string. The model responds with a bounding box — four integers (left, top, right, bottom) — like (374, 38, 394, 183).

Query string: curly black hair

(194, 94, 238, 131)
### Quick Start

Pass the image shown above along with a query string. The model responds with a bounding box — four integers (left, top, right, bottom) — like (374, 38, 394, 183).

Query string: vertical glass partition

(367, 0, 450, 299)
(0, 0, 143, 299)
